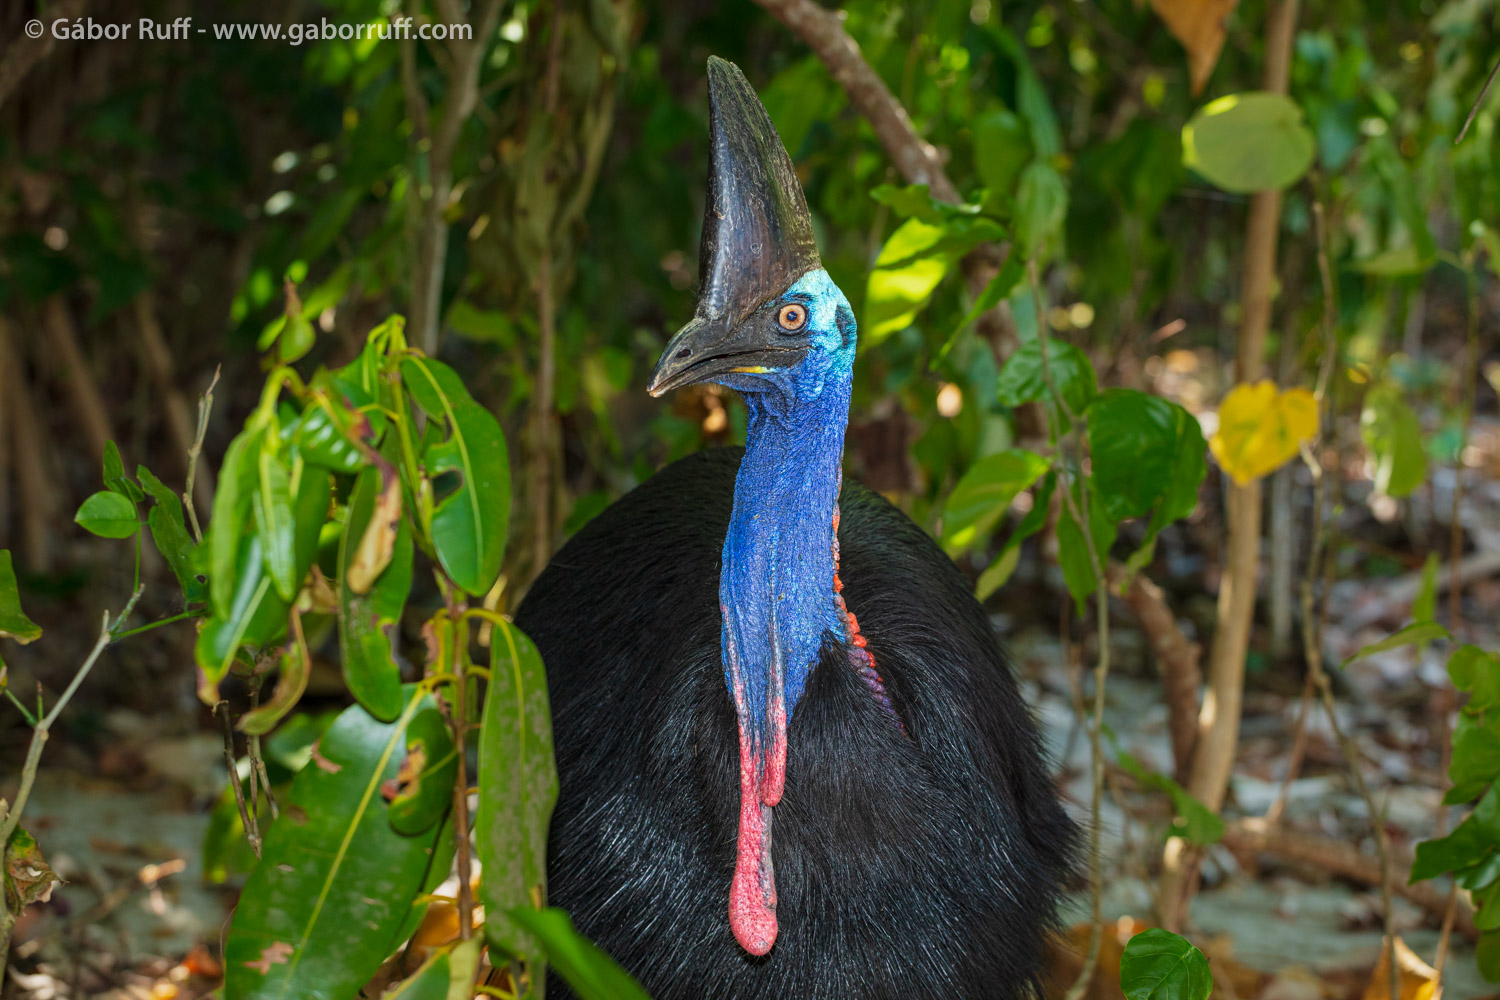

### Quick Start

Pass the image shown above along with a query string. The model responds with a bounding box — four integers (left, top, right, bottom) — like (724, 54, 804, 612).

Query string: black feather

(516, 448, 1077, 999)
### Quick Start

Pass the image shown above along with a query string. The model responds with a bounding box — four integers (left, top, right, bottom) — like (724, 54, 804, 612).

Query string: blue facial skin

(714, 268, 858, 758)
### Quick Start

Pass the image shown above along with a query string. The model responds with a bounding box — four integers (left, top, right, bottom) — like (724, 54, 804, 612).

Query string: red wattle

(730, 738, 778, 955)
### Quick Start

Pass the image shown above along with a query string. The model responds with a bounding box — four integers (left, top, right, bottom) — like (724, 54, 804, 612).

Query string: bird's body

(516, 449, 1074, 999)
(513, 56, 1073, 999)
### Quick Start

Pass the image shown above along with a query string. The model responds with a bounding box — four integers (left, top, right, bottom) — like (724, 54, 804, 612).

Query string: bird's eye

(777, 303, 807, 332)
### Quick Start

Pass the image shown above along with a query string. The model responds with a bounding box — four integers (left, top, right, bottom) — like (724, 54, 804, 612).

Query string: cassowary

(515, 57, 1075, 999)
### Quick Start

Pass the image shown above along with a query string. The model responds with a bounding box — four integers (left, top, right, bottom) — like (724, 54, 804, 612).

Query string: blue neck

(721, 366, 852, 755)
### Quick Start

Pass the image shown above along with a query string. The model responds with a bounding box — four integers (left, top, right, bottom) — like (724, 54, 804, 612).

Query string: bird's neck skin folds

(720, 369, 852, 956)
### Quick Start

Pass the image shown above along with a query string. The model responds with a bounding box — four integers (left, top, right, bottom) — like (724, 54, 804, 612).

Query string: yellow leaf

(1209, 380, 1317, 485)
(1361, 937, 1437, 1000)
(1148, 0, 1241, 95)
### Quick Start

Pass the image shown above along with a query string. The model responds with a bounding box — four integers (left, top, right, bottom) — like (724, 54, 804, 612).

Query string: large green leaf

(195, 533, 290, 702)
(1361, 384, 1428, 498)
(386, 939, 482, 1000)
(386, 706, 458, 836)
(138, 466, 206, 605)
(224, 689, 454, 1000)
(0, 551, 41, 644)
(338, 467, 412, 723)
(1015, 160, 1068, 257)
(864, 215, 1005, 346)
(209, 426, 266, 617)
(400, 358, 510, 598)
(940, 449, 1051, 552)
(1120, 928, 1214, 1000)
(972, 109, 1033, 197)
(1182, 92, 1315, 193)
(1088, 390, 1180, 522)
(103, 441, 144, 501)
(509, 907, 653, 1000)
(1450, 645, 1500, 712)
(1123, 403, 1207, 576)
(995, 339, 1097, 424)
(478, 620, 559, 971)
(74, 490, 140, 539)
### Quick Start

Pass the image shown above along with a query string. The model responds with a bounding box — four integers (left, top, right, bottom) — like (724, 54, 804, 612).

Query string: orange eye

(777, 303, 807, 331)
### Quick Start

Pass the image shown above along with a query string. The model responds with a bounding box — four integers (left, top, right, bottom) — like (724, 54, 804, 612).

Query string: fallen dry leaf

(1362, 937, 1438, 1000)
(1147, 0, 1241, 95)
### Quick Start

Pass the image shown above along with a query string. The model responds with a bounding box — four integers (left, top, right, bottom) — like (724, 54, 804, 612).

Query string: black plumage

(515, 448, 1076, 1000)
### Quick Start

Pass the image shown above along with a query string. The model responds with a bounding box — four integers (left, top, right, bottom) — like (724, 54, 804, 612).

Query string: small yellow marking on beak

(729, 366, 770, 373)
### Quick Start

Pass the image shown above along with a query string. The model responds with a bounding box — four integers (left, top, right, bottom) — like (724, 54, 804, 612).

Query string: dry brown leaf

(1362, 937, 1438, 1000)
(1148, 0, 1241, 95)
(346, 472, 402, 594)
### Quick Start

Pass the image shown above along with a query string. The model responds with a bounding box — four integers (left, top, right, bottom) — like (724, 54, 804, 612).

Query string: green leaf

(210, 426, 266, 617)
(1340, 621, 1451, 668)
(864, 215, 1005, 346)
(1123, 404, 1207, 576)
(255, 449, 298, 603)
(386, 939, 482, 1000)
(1449, 645, 1500, 711)
(338, 467, 412, 723)
(279, 314, 316, 364)
(1120, 928, 1214, 1000)
(1360, 384, 1428, 498)
(400, 358, 511, 598)
(0, 551, 42, 644)
(1456, 850, 1500, 891)
(74, 490, 139, 539)
(869, 183, 985, 225)
(1476, 879, 1500, 932)
(446, 301, 517, 347)
(283, 404, 367, 475)
(1088, 390, 1180, 521)
(386, 706, 458, 836)
(1479, 930, 1500, 982)
(507, 907, 653, 1000)
(478, 619, 559, 971)
(103, 441, 144, 501)
(995, 339, 1097, 424)
(1450, 713, 1500, 794)
(1412, 784, 1500, 882)
(1117, 753, 1224, 846)
(195, 533, 290, 703)
(940, 449, 1051, 552)
(936, 254, 1025, 366)
(138, 466, 206, 605)
(1413, 552, 1440, 624)
(973, 109, 1034, 197)
(1182, 92, 1315, 193)
(239, 639, 311, 737)
(225, 689, 453, 1000)
(1015, 160, 1068, 257)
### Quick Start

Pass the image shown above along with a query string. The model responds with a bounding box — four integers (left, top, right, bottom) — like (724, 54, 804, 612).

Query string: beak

(647, 315, 810, 397)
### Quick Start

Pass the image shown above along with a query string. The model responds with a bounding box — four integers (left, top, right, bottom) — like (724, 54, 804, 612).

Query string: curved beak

(647, 315, 809, 397)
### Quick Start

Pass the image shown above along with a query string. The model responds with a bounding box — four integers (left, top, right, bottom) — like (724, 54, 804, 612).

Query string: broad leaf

(1209, 380, 1317, 485)
(0, 551, 42, 644)
(936, 254, 1025, 366)
(386, 939, 482, 1000)
(210, 426, 266, 617)
(864, 215, 1004, 346)
(1120, 928, 1214, 1000)
(1118, 752, 1224, 846)
(941, 449, 1051, 552)
(138, 466, 206, 605)
(1340, 621, 1451, 668)
(1015, 160, 1068, 256)
(224, 689, 454, 1000)
(478, 620, 559, 971)
(75, 490, 139, 539)
(195, 533, 290, 703)
(1412, 783, 1500, 882)
(1182, 92, 1315, 193)
(1448, 713, 1500, 795)
(972, 109, 1034, 196)
(1124, 403, 1207, 576)
(401, 358, 510, 598)
(338, 467, 412, 723)
(976, 472, 1055, 600)
(1449, 645, 1500, 712)
(995, 339, 1097, 425)
(4, 827, 61, 908)
(103, 441, 144, 501)
(240, 638, 311, 736)
(508, 907, 653, 1000)
(1088, 390, 1180, 521)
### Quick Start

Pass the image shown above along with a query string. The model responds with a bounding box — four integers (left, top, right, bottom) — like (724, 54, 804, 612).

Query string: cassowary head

(648, 57, 856, 406)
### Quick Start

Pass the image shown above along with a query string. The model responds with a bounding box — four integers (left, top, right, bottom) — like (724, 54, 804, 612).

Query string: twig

(184, 367, 221, 544)
(217, 700, 260, 859)
(247, 676, 278, 821)
(1107, 564, 1202, 781)
(1263, 672, 1315, 826)
(1026, 261, 1110, 1000)
(1456, 54, 1500, 144)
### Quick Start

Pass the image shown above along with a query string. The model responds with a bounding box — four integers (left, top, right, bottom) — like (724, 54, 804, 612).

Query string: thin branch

(184, 367, 221, 544)
(218, 700, 261, 859)
(0, 603, 125, 847)
(0, 0, 90, 110)
(1456, 54, 1500, 144)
